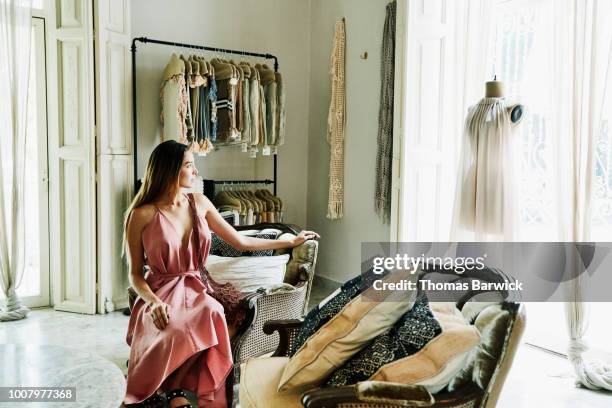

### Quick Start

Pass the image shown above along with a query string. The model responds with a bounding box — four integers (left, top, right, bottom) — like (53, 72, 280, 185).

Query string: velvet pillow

(447, 303, 513, 391)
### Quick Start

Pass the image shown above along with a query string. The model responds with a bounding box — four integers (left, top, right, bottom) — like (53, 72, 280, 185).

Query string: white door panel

(94, 0, 132, 313)
(47, 0, 97, 314)
(393, 0, 458, 242)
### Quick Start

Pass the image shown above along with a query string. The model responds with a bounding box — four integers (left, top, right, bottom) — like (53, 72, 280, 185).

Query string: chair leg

(226, 364, 239, 408)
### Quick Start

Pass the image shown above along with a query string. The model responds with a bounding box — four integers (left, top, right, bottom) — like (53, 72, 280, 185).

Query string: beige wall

(132, 0, 392, 283)
(131, 0, 311, 226)
(308, 0, 391, 283)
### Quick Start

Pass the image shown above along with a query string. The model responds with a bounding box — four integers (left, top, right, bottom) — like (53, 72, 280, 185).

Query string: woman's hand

(290, 230, 320, 247)
(148, 301, 169, 330)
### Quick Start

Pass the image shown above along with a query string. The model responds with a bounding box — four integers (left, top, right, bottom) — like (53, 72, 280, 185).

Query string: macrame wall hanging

(327, 18, 346, 220)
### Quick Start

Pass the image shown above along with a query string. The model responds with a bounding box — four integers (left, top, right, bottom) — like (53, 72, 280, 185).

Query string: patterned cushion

(325, 296, 481, 394)
(288, 268, 385, 356)
(244, 233, 277, 257)
(366, 302, 480, 391)
(324, 294, 440, 386)
(211, 233, 243, 257)
(210, 230, 279, 257)
(277, 269, 417, 392)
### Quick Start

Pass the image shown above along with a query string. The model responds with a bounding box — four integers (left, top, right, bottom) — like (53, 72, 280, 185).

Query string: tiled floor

(2, 277, 612, 407)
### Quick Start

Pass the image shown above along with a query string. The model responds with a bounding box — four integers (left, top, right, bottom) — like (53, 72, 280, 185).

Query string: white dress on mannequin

(451, 97, 519, 241)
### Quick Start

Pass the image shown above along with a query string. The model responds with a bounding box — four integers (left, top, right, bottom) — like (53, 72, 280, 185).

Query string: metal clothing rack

(202, 179, 275, 201)
(130, 36, 279, 196)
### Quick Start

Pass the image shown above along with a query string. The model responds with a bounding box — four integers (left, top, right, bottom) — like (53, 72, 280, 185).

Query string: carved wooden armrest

(262, 319, 303, 357)
(302, 381, 435, 408)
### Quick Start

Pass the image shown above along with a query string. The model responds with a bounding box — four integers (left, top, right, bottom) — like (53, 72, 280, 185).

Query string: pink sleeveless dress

(124, 193, 232, 407)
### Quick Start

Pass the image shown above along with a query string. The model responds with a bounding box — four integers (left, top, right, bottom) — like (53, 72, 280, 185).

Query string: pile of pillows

(278, 269, 482, 394)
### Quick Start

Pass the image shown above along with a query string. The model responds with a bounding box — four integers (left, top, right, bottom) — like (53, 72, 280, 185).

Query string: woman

(122, 140, 318, 408)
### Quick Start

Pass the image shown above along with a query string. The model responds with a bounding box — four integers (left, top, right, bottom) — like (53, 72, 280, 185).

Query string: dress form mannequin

(451, 78, 523, 240)
(485, 78, 524, 125)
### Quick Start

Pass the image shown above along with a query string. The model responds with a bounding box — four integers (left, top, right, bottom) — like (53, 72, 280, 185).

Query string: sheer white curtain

(485, 0, 612, 390)
(0, 0, 32, 321)
(554, 0, 612, 390)
(452, 0, 612, 390)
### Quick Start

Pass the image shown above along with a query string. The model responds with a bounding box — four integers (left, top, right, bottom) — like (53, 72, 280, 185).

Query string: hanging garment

(206, 61, 219, 143)
(256, 64, 278, 152)
(225, 191, 248, 225)
(212, 59, 239, 143)
(233, 63, 245, 141)
(254, 189, 283, 223)
(327, 18, 347, 219)
(255, 190, 276, 222)
(124, 194, 232, 408)
(238, 63, 252, 147)
(193, 57, 214, 154)
(245, 190, 265, 223)
(241, 62, 261, 152)
(258, 77, 268, 153)
(197, 60, 209, 153)
(179, 55, 195, 142)
(188, 57, 207, 153)
(257, 189, 284, 223)
(160, 54, 189, 143)
(251, 66, 262, 150)
(274, 71, 286, 150)
(214, 191, 247, 224)
(375, 1, 396, 224)
(233, 190, 254, 223)
(451, 97, 518, 240)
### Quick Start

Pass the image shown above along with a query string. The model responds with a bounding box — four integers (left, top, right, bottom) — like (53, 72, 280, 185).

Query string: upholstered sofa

(127, 222, 319, 367)
(236, 266, 526, 408)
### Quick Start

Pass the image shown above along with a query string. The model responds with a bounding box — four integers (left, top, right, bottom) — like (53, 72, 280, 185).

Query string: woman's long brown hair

(122, 140, 189, 257)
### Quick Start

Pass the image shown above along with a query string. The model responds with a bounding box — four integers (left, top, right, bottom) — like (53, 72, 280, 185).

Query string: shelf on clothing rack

(130, 36, 279, 196)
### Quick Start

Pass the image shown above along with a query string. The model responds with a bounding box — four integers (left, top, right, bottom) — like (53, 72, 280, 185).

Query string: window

(488, 0, 612, 241)
(397, 0, 612, 355)
(13, 17, 50, 307)
(488, 0, 558, 240)
(486, 0, 612, 355)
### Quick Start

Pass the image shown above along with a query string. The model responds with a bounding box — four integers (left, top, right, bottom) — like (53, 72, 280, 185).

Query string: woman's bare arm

(126, 206, 169, 330)
(195, 193, 319, 251)
(126, 206, 162, 306)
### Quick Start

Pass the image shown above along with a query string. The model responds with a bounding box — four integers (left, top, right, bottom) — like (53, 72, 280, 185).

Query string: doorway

(14, 17, 51, 308)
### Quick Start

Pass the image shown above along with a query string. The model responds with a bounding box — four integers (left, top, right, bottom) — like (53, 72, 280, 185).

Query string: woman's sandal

(166, 389, 193, 408)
